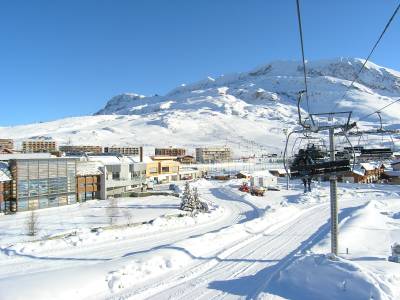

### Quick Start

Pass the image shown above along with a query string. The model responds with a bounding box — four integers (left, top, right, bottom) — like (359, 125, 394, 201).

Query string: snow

(1, 58, 399, 156)
(76, 161, 103, 176)
(272, 254, 388, 300)
(1, 57, 400, 298)
(280, 188, 400, 300)
(384, 170, 400, 177)
(360, 162, 376, 171)
(1, 179, 400, 299)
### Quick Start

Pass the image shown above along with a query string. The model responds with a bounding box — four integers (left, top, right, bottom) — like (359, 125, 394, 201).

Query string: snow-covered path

(113, 199, 364, 300)
(0, 183, 261, 280)
(2, 181, 393, 300)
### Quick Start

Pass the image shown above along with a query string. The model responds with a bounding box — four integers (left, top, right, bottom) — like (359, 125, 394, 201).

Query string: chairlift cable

(358, 97, 400, 121)
(331, 2, 400, 113)
(296, 0, 311, 114)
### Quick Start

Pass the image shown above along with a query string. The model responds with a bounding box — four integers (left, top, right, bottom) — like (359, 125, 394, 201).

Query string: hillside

(1, 58, 400, 156)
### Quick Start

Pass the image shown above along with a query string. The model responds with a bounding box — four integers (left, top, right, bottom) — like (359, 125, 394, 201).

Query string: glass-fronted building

(9, 158, 77, 211)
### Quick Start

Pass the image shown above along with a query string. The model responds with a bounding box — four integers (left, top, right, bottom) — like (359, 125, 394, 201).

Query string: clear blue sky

(1, 0, 399, 126)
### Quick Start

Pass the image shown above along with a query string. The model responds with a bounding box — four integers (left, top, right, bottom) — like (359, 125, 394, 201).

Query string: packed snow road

(110, 199, 364, 300)
(0, 180, 381, 300)
(0, 181, 263, 280)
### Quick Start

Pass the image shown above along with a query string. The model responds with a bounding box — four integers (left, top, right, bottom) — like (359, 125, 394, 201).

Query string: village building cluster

(0, 138, 234, 213)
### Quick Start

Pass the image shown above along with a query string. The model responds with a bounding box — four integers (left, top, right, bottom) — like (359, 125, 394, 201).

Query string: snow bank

(2, 201, 223, 256)
(106, 252, 191, 293)
(272, 254, 391, 300)
(313, 200, 396, 256)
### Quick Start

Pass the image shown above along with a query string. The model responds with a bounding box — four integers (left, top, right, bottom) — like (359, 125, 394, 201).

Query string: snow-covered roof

(142, 156, 154, 163)
(237, 171, 251, 177)
(125, 155, 142, 163)
(0, 162, 12, 182)
(391, 159, 400, 166)
(360, 163, 375, 171)
(269, 169, 287, 175)
(87, 155, 121, 165)
(384, 170, 400, 177)
(352, 167, 365, 176)
(0, 153, 52, 160)
(251, 170, 273, 177)
(76, 161, 103, 176)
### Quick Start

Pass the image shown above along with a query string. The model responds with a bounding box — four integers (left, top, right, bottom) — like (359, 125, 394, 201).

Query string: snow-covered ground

(1, 178, 399, 299)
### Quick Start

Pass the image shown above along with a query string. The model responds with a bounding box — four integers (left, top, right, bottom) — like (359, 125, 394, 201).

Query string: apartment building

(146, 156, 180, 183)
(60, 145, 103, 154)
(0, 139, 13, 151)
(22, 139, 57, 153)
(155, 147, 186, 157)
(104, 146, 142, 157)
(8, 158, 77, 211)
(87, 155, 146, 198)
(195, 147, 232, 163)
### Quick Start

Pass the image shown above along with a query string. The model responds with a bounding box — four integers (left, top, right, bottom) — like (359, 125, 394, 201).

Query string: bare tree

(123, 209, 134, 227)
(26, 211, 39, 237)
(106, 197, 120, 225)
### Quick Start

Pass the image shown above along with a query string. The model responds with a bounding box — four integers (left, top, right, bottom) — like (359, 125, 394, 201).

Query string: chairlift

(350, 112, 396, 161)
(283, 91, 353, 179)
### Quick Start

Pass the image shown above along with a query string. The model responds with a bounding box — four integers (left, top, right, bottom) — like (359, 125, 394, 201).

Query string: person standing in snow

(302, 176, 312, 193)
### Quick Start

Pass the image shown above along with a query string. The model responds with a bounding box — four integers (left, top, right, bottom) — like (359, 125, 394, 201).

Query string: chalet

(341, 163, 384, 183)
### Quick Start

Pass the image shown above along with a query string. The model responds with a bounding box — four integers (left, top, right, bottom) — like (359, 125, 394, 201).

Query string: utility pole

(329, 124, 339, 256)
(283, 128, 290, 190)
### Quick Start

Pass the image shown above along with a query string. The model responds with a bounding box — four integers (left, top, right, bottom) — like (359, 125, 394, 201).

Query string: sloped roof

(360, 163, 375, 171)
(384, 170, 400, 177)
(352, 167, 365, 176)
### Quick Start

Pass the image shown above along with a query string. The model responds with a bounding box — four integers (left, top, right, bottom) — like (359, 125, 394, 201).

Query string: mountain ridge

(1, 58, 399, 155)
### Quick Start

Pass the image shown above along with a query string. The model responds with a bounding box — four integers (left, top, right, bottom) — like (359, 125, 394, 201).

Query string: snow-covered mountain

(1, 58, 400, 156)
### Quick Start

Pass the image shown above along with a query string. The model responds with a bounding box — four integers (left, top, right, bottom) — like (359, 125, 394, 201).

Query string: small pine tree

(180, 182, 193, 211)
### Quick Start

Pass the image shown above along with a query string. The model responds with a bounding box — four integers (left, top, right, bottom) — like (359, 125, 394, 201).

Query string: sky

(0, 0, 399, 126)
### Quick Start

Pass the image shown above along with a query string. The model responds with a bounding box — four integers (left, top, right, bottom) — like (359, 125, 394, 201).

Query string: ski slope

(1, 58, 400, 156)
(2, 180, 399, 299)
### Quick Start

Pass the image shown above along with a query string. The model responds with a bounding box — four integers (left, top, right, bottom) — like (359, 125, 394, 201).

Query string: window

(112, 172, 120, 180)
(18, 198, 28, 211)
(68, 194, 76, 204)
(39, 197, 49, 208)
(17, 180, 29, 197)
(162, 167, 170, 173)
(149, 167, 158, 174)
(48, 196, 58, 207)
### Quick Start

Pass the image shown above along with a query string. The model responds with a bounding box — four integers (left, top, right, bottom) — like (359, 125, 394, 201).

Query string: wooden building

(76, 161, 102, 202)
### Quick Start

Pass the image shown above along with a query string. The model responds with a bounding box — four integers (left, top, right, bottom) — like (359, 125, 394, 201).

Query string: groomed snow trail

(110, 200, 363, 300)
(0, 184, 259, 280)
